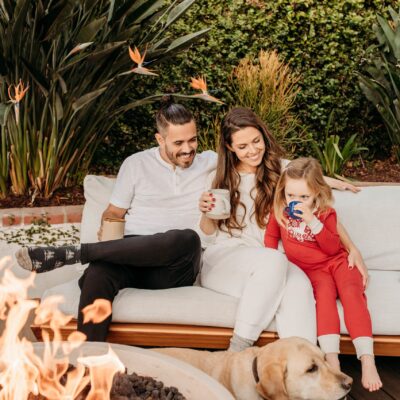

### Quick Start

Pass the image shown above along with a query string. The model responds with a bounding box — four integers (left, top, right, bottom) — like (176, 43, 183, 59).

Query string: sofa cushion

(80, 176, 400, 272)
(41, 269, 400, 335)
(80, 175, 116, 244)
(333, 186, 400, 271)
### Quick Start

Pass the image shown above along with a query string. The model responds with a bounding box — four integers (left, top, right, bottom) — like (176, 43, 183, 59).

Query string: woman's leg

(274, 263, 317, 344)
(202, 245, 288, 342)
(332, 260, 382, 391)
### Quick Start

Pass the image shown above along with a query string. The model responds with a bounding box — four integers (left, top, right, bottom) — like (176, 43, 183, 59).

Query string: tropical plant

(229, 50, 308, 155)
(312, 112, 368, 178)
(0, 0, 212, 199)
(358, 6, 400, 161)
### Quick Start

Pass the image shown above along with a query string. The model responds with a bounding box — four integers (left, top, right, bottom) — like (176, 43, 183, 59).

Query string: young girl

(264, 157, 382, 392)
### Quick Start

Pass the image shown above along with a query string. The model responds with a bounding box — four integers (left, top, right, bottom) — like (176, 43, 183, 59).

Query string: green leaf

(165, 28, 210, 55)
(72, 87, 108, 112)
(165, 0, 196, 29)
(0, 103, 12, 126)
(55, 93, 63, 120)
(77, 17, 107, 43)
(21, 57, 49, 97)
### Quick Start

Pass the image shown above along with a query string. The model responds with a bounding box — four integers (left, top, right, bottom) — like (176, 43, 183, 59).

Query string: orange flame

(82, 298, 112, 324)
(0, 258, 125, 399)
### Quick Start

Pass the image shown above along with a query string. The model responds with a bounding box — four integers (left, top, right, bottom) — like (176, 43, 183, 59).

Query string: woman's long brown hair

(213, 107, 283, 234)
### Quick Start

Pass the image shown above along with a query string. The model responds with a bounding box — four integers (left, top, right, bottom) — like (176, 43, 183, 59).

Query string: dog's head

(254, 337, 352, 400)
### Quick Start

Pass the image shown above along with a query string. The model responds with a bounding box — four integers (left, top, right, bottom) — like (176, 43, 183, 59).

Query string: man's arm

(324, 176, 360, 193)
(97, 204, 128, 241)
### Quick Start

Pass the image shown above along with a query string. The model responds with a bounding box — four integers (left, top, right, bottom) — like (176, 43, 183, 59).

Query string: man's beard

(165, 147, 196, 168)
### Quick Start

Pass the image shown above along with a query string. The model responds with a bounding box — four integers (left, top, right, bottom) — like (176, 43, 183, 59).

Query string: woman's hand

(324, 177, 361, 193)
(348, 247, 369, 288)
(199, 191, 215, 214)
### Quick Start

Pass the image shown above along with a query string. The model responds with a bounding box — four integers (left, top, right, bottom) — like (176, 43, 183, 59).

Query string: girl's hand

(199, 191, 215, 214)
(294, 202, 314, 224)
(348, 248, 369, 288)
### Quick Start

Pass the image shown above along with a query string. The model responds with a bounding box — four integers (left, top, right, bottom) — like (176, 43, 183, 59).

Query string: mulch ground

(0, 157, 399, 209)
(0, 185, 85, 209)
(343, 155, 400, 183)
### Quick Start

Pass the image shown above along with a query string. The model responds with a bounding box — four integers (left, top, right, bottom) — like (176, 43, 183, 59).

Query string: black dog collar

(252, 356, 260, 383)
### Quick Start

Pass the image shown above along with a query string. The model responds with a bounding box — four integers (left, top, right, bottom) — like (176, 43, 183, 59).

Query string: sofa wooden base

(31, 321, 400, 356)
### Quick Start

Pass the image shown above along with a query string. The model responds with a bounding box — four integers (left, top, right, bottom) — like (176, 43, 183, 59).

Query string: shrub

(0, 0, 210, 198)
(358, 6, 400, 160)
(100, 0, 394, 171)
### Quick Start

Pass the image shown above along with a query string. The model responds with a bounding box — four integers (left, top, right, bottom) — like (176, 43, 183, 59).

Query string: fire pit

(0, 258, 233, 399)
(32, 342, 234, 400)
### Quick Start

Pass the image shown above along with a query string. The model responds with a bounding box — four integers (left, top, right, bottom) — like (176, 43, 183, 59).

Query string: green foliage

(0, 0, 209, 198)
(312, 112, 368, 177)
(358, 6, 400, 160)
(98, 0, 395, 170)
(229, 49, 309, 155)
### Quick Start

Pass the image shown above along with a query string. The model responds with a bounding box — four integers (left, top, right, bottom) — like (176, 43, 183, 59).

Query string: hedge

(92, 0, 396, 172)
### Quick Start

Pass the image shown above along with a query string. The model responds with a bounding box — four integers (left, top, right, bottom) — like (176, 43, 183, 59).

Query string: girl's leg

(307, 268, 341, 370)
(201, 246, 288, 350)
(274, 263, 317, 344)
(332, 261, 382, 391)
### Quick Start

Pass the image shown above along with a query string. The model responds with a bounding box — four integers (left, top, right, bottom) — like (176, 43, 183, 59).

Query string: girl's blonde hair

(274, 157, 333, 226)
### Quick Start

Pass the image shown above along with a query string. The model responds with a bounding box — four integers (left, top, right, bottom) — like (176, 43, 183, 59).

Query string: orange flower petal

(190, 76, 208, 93)
(129, 46, 145, 66)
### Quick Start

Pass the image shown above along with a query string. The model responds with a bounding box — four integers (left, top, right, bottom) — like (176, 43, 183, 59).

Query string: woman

(197, 107, 363, 352)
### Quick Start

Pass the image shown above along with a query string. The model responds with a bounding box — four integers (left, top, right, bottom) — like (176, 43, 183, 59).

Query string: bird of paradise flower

(189, 76, 224, 104)
(8, 80, 29, 125)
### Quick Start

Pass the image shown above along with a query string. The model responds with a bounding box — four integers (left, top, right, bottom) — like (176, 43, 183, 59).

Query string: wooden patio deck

(341, 355, 400, 399)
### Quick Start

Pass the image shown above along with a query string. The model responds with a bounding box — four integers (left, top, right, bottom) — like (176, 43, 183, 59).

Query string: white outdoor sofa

(31, 176, 400, 356)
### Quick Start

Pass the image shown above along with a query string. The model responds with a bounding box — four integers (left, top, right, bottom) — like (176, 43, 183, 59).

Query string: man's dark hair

(156, 96, 193, 134)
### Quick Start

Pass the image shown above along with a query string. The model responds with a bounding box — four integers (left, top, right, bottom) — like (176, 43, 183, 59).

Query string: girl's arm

(294, 205, 342, 255)
(264, 213, 281, 249)
(310, 211, 342, 255)
(337, 221, 369, 287)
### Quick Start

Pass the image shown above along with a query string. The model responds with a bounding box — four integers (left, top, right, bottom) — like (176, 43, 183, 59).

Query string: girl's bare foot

(360, 354, 382, 392)
(325, 352, 341, 371)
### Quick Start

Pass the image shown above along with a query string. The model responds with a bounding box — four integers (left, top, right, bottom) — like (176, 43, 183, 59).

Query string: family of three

(16, 103, 381, 391)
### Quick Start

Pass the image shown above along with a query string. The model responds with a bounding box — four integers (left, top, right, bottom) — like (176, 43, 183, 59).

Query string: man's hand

(97, 223, 104, 241)
(324, 176, 361, 193)
(98, 204, 127, 242)
(348, 248, 369, 288)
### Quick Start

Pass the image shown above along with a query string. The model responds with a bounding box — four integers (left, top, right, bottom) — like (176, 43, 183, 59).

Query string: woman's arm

(337, 221, 369, 287)
(323, 176, 360, 193)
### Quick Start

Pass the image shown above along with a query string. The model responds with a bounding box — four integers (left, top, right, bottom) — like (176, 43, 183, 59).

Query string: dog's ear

(256, 361, 289, 400)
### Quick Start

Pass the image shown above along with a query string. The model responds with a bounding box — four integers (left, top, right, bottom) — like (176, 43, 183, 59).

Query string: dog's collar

(252, 356, 260, 383)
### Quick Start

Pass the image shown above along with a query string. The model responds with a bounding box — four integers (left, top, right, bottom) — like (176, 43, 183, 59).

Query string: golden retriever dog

(154, 337, 352, 400)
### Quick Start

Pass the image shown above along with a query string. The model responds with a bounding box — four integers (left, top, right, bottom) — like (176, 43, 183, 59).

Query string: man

(16, 101, 217, 341)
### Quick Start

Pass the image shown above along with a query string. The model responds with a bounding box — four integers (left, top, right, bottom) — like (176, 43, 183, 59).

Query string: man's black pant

(77, 229, 201, 341)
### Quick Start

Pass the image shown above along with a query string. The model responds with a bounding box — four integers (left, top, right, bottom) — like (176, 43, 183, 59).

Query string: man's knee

(168, 229, 200, 248)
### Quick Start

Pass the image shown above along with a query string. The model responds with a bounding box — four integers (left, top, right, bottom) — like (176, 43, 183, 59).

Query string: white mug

(101, 217, 125, 241)
(206, 189, 231, 220)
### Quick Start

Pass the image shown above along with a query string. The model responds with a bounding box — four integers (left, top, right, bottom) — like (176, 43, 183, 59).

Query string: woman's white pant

(201, 245, 316, 343)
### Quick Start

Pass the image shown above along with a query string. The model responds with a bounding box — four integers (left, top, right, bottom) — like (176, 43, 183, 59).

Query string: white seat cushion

(42, 269, 400, 335)
(334, 186, 400, 271)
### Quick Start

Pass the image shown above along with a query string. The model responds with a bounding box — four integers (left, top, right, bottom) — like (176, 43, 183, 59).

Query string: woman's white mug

(101, 217, 125, 241)
(206, 189, 231, 220)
